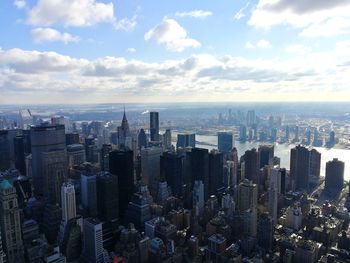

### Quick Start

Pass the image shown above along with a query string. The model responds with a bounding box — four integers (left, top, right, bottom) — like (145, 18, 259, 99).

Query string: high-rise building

(141, 147, 163, 196)
(82, 218, 103, 263)
(61, 183, 76, 224)
(138, 128, 148, 149)
(243, 208, 257, 237)
(295, 240, 319, 263)
(242, 148, 259, 185)
(118, 109, 131, 149)
(96, 172, 119, 222)
(290, 145, 310, 191)
(0, 131, 11, 171)
(268, 184, 278, 224)
(246, 110, 255, 126)
(150, 112, 159, 142)
(177, 133, 195, 148)
(193, 180, 204, 214)
(163, 129, 172, 150)
(80, 174, 97, 217)
(208, 150, 224, 195)
(237, 179, 257, 213)
(187, 148, 209, 199)
(217, 132, 234, 154)
(109, 150, 134, 219)
(239, 125, 247, 142)
(67, 144, 86, 168)
(19, 109, 33, 130)
(14, 136, 26, 175)
(258, 145, 274, 168)
(310, 149, 321, 182)
(42, 203, 62, 244)
(30, 124, 67, 202)
(0, 180, 25, 263)
(285, 203, 303, 230)
(257, 212, 274, 251)
(325, 158, 345, 192)
(160, 152, 183, 197)
(0, 227, 5, 263)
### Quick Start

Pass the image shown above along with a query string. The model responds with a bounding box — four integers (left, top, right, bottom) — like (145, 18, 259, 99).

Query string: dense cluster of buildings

(0, 108, 349, 263)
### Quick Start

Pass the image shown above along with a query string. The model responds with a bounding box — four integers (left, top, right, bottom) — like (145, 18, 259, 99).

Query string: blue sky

(1, 0, 350, 104)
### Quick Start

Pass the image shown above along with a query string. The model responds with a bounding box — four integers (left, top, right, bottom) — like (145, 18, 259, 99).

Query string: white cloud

(175, 10, 213, 18)
(285, 44, 311, 55)
(2, 44, 350, 103)
(234, 2, 250, 20)
(245, 39, 272, 49)
(126, 48, 136, 53)
(144, 18, 201, 52)
(27, 0, 115, 27)
(31, 28, 80, 44)
(249, 0, 350, 37)
(14, 0, 26, 9)
(114, 15, 137, 31)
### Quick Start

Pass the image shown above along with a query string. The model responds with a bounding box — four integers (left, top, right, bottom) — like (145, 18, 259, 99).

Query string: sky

(1, 0, 350, 104)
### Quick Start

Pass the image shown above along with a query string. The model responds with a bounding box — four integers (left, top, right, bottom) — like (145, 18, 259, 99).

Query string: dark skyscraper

(109, 150, 134, 219)
(208, 150, 224, 196)
(150, 112, 159, 142)
(290, 145, 311, 191)
(187, 148, 209, 199)
(14, 136, 26, 175)
(310, 149, 321, 180)
(257, 212, 274, 251)
(138, 128, 148, 149)
(242, 148, 259, 185)
(258, 145, 274, 168)
(160, 152, 183, 197)
(177, 133, 195, 148)
(96, 172, 119, 222)
(325, 158, 344, 192)
(217, 132, 233, 154)
(30, 124, 67, 202)
(0, 131, 11, 171)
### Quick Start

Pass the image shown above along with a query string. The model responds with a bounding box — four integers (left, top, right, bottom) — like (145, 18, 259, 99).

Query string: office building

(193, 180, 204, 214)
(118, 109, 131, 149)
(258, 145, 274, 168)
(61, 183, 76, 224)
(138, 128, 148, 149)
(67, 144, 85, 168)
(14, 136, 26, 175)
(295, 240, 319, 263)
(82, 218, 103, 263)
(285, 203, 303, 230)
(160, 152, 183, 197)
(325, 158, 345, 192)
(150, 112, 160, 142)
(239, 125, 247, 142)
(217, 132, 233, 154)
(42, 203, 62, 244)
(60, 218, 82, 262)
(141, 147, 162, 196)
(176, 133, 195, 148)
(290, 145, 310, 191)
(187, 148, 209, 199)
(0, 180, 25, 263)
(30, 124, 67, 202)
(237, 179, 257, 212)
(0, 131, 11, 171)
(242, 148, 259, 185)
(163, 129, 172, 150)
(0, 228, 5, 263)
(80, 174, 97, 217)
(208, 150, 224, 195)
(96, 172, 119, 222)
(257, 213, 274, 251)
(109, 150, 134, 219)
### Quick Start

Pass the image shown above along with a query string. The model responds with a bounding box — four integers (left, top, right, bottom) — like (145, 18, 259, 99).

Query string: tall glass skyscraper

(150, 112, 159, 142)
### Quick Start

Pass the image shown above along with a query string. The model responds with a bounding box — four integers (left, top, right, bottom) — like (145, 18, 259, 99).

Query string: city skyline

(1, 0, 350, 103)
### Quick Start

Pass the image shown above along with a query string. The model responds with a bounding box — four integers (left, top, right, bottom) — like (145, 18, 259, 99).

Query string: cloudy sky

(1, 0, 350, 104)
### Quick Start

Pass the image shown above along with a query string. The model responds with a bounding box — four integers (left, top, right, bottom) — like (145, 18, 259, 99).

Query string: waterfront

(194, 134, 350, 180)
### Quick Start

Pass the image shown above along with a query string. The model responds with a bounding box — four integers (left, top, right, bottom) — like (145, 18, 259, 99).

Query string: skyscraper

(0, 131, 11, 171)
(14, 136, 26, 175)
(96, 172, 119, 221)
(239, 125, 247, 142)
(176, 133, 195, 148)
(290, 145, 311, 191)
(61, 183, 76, 224)
(257, 212, 274, 251)
(325, 158, 345, 192)
(138, 128, 148, 149)
(258, 145, 274, 168)
(187, 148, 209, 199)
(109, 150, 134, 219)
(141, 147, 163, 196)
(81, 174, 98, 217)
(217, 132, 234, 154)
(0, 180, 25, 263)
(237, 179, 257, 213)
(150, 112, 159, 142)
(208, 150, 224, 196)
(160, 152, 183, 197)
(82, 218, 103, 263)
(0, 227, 5, 263)
(193, 180, 204, 214)
(30, 124, 67, 202)
(242, 148, 259, 185)
(118, 109, 131, 149)
(163, 129, 172, 150)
